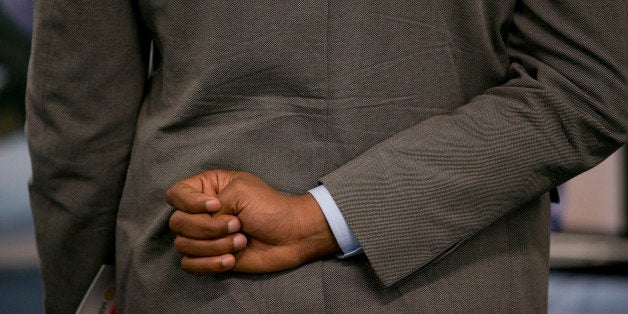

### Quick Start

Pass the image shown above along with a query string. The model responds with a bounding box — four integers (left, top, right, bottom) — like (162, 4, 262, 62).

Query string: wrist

(293, 194, 341, 261)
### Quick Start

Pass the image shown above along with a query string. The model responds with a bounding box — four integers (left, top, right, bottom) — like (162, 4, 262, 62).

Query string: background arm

(26, 0, 150, 312)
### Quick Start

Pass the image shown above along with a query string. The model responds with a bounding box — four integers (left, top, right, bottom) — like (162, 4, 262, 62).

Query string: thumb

(215, 172, 271, 217)
(166, 181, 222, 214)
(166, 169, 240, 214)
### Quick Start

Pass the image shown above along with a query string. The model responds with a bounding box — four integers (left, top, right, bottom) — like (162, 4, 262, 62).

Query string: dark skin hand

(166, 170, 341, 275)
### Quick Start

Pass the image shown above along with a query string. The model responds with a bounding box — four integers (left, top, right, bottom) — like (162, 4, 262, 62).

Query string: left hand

(166, 170, 341, 275)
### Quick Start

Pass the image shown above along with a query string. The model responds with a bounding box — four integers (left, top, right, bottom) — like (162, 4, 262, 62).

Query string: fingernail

(227, 219, 240, 233)
(205, 199, 219, 211)
(233, 234, 247, 250)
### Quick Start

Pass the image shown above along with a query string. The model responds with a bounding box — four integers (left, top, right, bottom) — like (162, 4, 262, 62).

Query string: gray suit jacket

(26, 0, 626, 313)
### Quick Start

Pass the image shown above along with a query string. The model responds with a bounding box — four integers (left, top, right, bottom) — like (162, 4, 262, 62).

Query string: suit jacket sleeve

(25, 1, 149, 312)
(321, 0, 627, 287)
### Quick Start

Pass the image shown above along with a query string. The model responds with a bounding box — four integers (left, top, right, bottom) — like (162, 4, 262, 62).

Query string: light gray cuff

(308, 185, 363, 258)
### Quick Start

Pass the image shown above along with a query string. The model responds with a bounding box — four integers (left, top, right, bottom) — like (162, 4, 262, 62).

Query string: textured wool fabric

(26, 0, 626, 313)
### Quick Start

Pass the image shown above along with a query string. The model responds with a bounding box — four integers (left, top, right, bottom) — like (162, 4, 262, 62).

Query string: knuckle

(229, 177, 247, 192)
(169, 212, 184, 233)
(173, 236, 188, 254)
(165, 183, 181, 206)
(165, 188, 174, 205)
(180, 258, 195, 274)
(224, 172, 263, 196)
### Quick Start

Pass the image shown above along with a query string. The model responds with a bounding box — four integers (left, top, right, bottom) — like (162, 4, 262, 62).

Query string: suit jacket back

(26, 0, 627, 313)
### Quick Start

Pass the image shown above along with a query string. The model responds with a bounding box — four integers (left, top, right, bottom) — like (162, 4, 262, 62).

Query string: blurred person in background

(26, 1, 626, 313)
(0, 0, 31, 135)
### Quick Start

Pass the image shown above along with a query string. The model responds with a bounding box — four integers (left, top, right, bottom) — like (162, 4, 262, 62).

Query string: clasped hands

(166, 170, 340, 275)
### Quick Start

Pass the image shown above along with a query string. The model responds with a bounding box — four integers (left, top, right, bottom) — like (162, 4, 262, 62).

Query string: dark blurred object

(625, 150, 628, 238)
(0, 269, 43, 314)
(550, 232, 628, 269)
(0, 1, 31, 136)
(1, 0, 33, 33)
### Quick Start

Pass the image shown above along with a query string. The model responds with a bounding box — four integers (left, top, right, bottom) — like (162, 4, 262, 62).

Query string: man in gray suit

(26, 0, 626, 313)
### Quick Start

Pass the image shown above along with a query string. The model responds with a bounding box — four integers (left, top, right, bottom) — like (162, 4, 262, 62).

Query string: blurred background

(0, 2, 626, 313)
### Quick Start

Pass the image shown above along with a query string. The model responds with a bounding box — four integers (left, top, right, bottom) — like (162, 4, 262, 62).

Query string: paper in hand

(76, 265, 115, 314)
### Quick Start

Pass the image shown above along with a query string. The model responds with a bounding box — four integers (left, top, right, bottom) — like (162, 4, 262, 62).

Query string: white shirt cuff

(308, 185, 363, 258)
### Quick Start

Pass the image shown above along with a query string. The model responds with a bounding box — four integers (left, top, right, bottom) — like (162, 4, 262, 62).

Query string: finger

(174, 233, 247, 257)
(166, 181, 221, 214)
(169, 210, 241, 239)
(180, 254, 236, 275)
(196, 169, 239, 195)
